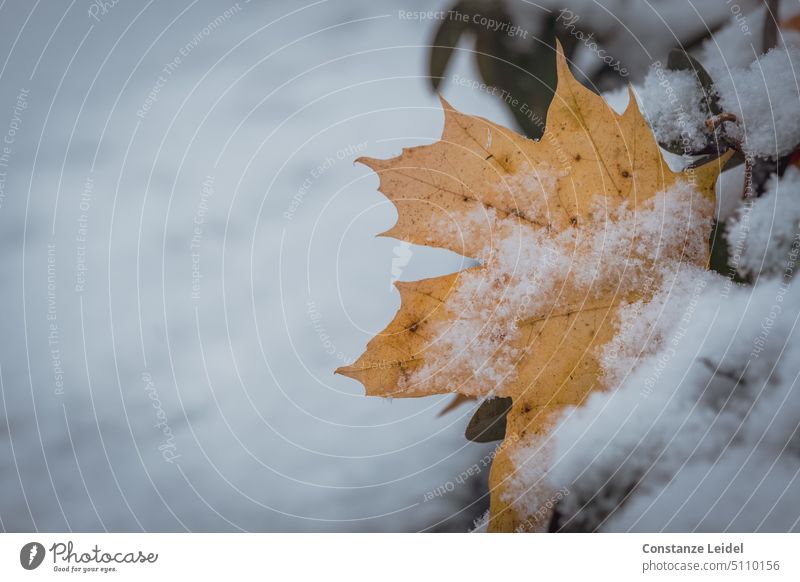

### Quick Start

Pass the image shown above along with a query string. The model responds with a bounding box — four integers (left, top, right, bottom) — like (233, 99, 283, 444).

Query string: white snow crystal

(637, 68, 712, 153)
(711, 46, 800, 159)
(728, 166, 800, 278)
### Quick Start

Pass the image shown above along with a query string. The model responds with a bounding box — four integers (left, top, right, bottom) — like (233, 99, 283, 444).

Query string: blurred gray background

(0, 0, 519, 532)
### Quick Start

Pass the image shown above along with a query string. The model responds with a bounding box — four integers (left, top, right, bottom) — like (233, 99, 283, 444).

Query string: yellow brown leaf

(337, 41, 728, 532)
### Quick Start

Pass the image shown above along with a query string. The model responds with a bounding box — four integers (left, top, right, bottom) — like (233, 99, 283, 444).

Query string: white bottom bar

(1, 533, 797, 581)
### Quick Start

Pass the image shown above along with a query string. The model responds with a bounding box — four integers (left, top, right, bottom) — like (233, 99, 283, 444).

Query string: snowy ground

(0, 0, 510, 532)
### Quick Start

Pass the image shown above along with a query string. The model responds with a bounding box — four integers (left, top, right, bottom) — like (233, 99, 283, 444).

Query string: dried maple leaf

(337, 42, 728, 532)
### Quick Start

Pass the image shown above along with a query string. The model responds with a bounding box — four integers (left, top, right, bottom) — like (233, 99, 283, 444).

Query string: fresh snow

(637, 68, 711, 154)
(711, 46, 800, 158)
(728, 167, 800, 279)
(540, 276, 800, 532)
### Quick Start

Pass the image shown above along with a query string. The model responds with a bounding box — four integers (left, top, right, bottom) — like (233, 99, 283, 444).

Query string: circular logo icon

(20, 542, 45, 570)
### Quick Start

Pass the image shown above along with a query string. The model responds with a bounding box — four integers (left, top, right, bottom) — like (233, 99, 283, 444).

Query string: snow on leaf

(336, 42, 728, 532)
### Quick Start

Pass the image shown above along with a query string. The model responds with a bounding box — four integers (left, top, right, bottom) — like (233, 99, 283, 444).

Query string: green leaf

(465, 397, 512, 442)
